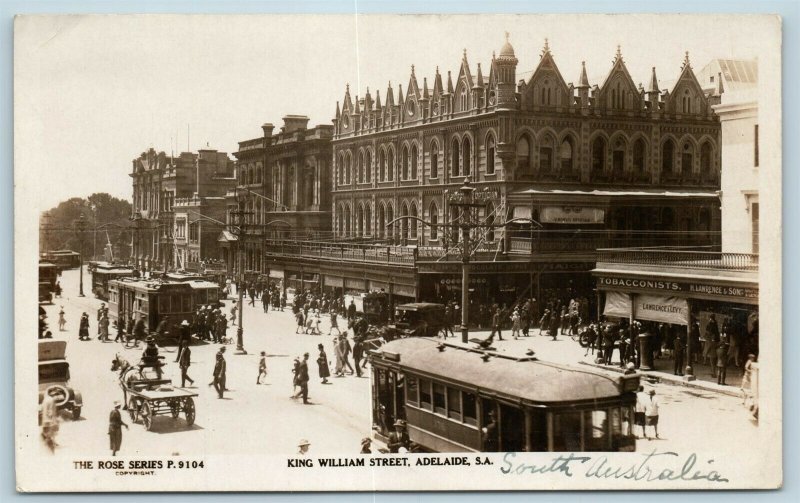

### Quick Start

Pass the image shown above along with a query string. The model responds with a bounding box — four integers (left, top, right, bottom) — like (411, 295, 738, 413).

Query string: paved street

(38, 268, 758, 458)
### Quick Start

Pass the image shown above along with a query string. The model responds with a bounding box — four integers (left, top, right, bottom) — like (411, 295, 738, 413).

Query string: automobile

(38, 340, 83, 422)
(389, 302, 448, 338)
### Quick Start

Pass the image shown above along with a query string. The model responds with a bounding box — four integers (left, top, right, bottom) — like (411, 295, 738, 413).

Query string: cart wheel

(127, 396, 139, 422)
(184, 397, 195, 426)
(170, 401, 180, 419)
(141, 401, 153, 431)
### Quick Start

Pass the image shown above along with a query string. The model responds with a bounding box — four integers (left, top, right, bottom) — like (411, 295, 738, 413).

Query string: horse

(110, 353, 143, 409)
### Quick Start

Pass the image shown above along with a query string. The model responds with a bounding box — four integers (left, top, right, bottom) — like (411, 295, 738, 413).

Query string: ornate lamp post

(73, 214, 88, 297)
(389, 178, 500, 344)
(230, 189, 253, 355)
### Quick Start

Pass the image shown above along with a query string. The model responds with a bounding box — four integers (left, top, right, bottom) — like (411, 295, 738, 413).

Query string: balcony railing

(263, 239, 417, 266)
(596, 247, 758, 272)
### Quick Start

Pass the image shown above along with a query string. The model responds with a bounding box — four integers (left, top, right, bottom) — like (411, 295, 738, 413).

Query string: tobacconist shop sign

(596, 276, 758, 301)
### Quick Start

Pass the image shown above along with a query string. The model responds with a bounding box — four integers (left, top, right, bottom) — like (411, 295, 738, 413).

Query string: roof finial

(616, 44, 622, 61)
(544, 37, 550, 52)
(683, 51, 691, 69)
(436, 65, 439, 74)
(463, 48, 467, 59)
(411, 64, 415, 76)
(505, 31, 510, 43)
(346, 83, 350, 93)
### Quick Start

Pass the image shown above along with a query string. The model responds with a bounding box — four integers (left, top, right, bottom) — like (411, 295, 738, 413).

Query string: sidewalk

(441, 328, 746, 398)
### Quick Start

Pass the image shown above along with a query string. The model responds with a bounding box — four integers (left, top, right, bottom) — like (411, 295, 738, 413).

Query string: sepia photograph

(14, 12, 782, 492)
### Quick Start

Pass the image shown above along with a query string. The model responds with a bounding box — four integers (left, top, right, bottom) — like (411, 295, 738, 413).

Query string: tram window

(182, 296, 191, 312)
(419, 379, 432, 410)
(208, 289, 218, 301)
(462, 392, 477, 426)
(433, 383, 446, 415)
(406, 376, 419, 405)
(552, 411, 582, 452)
(159, 296, 170, 313)
(447, 387, 461, 420)
(583, 410, 609, 451)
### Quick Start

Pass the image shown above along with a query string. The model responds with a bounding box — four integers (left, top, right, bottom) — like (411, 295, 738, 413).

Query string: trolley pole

(73, 214, 88, 297)
(460, 226, 470, 344)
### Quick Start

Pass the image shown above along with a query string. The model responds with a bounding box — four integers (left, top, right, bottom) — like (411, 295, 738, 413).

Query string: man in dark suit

(212, 348, 226, 399)
(673, 328, 686, 376)
(387, 420, 411, 453)
(108, 401, 128, 456)
(179, 345, 193, 387)
(297, 353, 310, 404)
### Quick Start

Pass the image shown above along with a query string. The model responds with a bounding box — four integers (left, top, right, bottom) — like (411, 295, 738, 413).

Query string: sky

(14, 13, 772, 210)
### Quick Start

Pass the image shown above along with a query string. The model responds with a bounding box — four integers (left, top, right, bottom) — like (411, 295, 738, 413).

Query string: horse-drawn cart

(124, 378, 197, 431)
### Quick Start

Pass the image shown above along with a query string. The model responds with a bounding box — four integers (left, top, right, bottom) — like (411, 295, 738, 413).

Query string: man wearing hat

(360, 437, 372, 454)
(78, 312, 90, 341)
(387, 419, 410, 453)
(175, 319, 191, 362)
(296, 353, 310, 404)
(97, 303, 106, 335)
(108, 401, 129, 456)
(140, 336, 164, 379)
(178, 342, 193, 387)
(297, 439, 310, 456)
(132, 314, 146, 348)
(212, 347, 227, 399)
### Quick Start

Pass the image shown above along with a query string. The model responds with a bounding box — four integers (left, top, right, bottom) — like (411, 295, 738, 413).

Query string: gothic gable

(665, 57, 711, 116)
(596, 51, 643, 111)
(520, 50, 570, 109)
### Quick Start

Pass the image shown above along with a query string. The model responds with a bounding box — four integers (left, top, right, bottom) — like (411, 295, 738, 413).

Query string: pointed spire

(411, 64, 415, 77)
(541, 37, 550, 58)
(385, 82, 394, 107)
(476, 62, 485, 87)
(463, 48, 467, 61)
(335, 100, 340, 119)
(648, 67, 659, 93)
(577, 61, 590, 88)
(397, 84, 404, 106)
(447, 70, 454, 94)
(682, 51, 691, 70)
(374, 89, 382, 110)
(354, 95, 361, 114)
(423, 77, 430, 99)
(615, 44, 622, 63)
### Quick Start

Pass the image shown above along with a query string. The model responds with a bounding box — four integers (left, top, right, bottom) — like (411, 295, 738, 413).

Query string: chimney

(261, 123, 275, 138)
(282, 115, 310, 133)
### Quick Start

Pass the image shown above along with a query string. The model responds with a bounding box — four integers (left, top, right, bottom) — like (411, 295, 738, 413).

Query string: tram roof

(372, 338, 632, 404)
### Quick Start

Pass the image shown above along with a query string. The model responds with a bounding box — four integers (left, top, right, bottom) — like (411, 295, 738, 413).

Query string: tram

(41, 250, 81, 269)
(369, 338, 638, 453)
(90, 262, 136, 300)
(107, 277, 222, 332)
(39, 262, 60, 303)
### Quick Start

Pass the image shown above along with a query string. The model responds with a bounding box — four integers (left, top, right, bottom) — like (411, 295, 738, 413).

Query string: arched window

(387, 205, 394, 241)
(411, 144, 418, 179)
(377, 204, 385, 238)
(400, 202, 409, 241)
(459, 87, 468, 111)
(337, 154, 344, 185)
(486, 135, 496, 175)
(517, 135, 532, 173)
(387, 147, 395, 181)
(378, 148, 386, 181)
(357, 152, 364, 183)
(612, 138, 626, 174)
(701, 142, 712, 174)
(451, 138, 461, 177)
(539, 134, 555, 173)
(449, 207, 460, 244)
(410, 204, 418, 239)
(662, 139, 675, 174)
(401, 145, 410, 180)
(430, 142, 439, 179)
(344, 205, 351, 237)
(682, 142, 694, 173)
(365, 204, 372, 236)
(633, 138, 646, 173)
(337, 205, 344, 236)
(559, 137, 574, 172)
(592, 136, 606, 173)
(357, 205, 364, 237)
(429, 203, 439, 241)
(462, 137, 472, 176)
(682, 90, 692, 114)
(345, 152, 352, 185)
(365, 151, 372, 183)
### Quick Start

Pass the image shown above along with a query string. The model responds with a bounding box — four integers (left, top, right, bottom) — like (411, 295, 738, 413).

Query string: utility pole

(73, 214, 88, 297)
(230, 189, 253, 355)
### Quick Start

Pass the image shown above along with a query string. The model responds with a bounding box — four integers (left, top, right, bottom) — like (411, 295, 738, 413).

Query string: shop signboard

(541, 206, 605, 224)
(417, 261, 530, 274)
(596, 275, 758, 302)
(603, 291, 690, 325)
(344, 278, 366, 290)
(323, 275, 344, 288)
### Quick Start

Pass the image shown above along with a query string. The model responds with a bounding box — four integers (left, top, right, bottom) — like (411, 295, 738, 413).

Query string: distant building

(698, 59, 759, 254)
(220, 116, 333, 276)
(130, 147, 236, 271)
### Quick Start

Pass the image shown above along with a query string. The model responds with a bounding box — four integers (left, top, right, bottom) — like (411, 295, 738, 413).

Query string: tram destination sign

(596, 276, 759, 300)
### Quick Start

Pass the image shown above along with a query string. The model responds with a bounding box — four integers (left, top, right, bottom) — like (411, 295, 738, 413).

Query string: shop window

(592, 136, 606, 173)
(462, 392, 477, 426)
(433, 382, 446, 415)
(405, 376, 419, 405)
(552, 411, 582, 451)
(419, 378, 432, 410)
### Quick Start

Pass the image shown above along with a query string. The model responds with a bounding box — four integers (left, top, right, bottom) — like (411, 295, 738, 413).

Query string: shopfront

(593, 261, 759, 379)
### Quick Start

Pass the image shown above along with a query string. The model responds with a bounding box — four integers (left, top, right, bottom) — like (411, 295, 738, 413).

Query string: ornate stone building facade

(222, 116, 333, 277)
(324, 37, 722, 307)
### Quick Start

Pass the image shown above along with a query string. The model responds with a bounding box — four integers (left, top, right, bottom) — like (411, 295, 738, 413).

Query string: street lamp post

(230, 189, 253, 355)
(73, 214, 88, 297)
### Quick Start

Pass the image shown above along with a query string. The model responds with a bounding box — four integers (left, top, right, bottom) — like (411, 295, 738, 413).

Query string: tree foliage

(40, 193, 133, 260)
